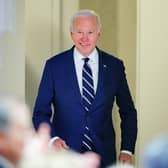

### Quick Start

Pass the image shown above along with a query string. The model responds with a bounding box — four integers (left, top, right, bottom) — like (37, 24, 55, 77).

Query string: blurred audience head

(0, 95, 100, 168)
(20, 150, 100, 168)
(142, 135, 168, 168)
(107, 163, 134, 168)
(0, 95, 31, 165)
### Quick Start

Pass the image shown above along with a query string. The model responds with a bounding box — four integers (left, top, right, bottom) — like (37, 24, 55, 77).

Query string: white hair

(70, 9, 102, 32)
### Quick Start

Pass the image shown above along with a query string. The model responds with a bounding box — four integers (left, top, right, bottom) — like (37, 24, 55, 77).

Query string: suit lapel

(91, 50, 107, 111)
(66, 47, 83, 104)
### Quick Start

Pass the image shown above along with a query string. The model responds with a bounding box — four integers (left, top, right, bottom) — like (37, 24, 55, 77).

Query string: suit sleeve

(116, 61, 138, 153)
(32, 60, 54, 131)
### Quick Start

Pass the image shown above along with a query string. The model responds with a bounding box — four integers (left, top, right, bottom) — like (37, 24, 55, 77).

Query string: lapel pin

(103, 64, 107, 68)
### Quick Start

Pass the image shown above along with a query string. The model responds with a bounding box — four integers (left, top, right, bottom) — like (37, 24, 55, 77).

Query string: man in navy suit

(33, 9, 137, 167)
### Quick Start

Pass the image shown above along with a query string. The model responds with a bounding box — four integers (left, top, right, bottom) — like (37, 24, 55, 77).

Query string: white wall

(116, 0, 137, 160)
(25, 0, 54, 109)
(0, 0, 25, 98)
(25, 0, 78, 110)
(137, 0, 168, 161)
(117, 0, 136, 98)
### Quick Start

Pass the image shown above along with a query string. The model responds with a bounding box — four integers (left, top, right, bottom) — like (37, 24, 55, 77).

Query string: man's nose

(81, 33, 89, 41)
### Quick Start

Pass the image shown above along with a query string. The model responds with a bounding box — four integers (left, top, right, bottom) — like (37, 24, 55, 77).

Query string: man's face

(71, 16, 100, 56)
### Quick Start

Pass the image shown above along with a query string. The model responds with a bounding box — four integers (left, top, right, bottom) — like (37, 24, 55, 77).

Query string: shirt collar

(74, 47, 98, 63)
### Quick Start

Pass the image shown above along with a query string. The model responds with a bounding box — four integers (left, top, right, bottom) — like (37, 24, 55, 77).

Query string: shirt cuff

(48, 136, 60, 148)
(121, 150, 132, 156)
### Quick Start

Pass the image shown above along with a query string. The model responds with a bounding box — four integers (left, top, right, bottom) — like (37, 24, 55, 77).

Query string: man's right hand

(52, 138, 69, 150)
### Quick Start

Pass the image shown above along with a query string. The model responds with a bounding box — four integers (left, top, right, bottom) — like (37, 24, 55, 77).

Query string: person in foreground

(20, 123, 100, 168)
(0, 95, 31, 168)
(107, 163, 134, 168)
(0, 95, 100, 168)
(33, 9, 137, 167)
(141, 135, 168, 168)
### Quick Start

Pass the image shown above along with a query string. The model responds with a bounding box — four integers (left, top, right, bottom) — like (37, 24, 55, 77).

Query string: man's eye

(88, 31, 94, 34)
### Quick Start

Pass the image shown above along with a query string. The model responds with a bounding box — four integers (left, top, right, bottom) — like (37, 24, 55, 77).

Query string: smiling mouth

(80, 43, 90, 47)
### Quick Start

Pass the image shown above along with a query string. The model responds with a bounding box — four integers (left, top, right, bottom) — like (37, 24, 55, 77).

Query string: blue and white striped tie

(82, 58, 95, 111)
(81, 58, 95, 152)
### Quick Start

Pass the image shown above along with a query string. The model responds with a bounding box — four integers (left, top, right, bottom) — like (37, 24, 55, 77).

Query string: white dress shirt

(73, 47, 98, 95)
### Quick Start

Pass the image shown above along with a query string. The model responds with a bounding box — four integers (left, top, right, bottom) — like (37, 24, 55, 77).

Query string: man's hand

(119, 152, 132, 164)
(52, 138, 69, 150)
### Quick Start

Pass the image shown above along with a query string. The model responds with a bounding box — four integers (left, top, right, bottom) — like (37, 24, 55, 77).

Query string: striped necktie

(81, 58, 95, 152)
(82, 58, 95, 111)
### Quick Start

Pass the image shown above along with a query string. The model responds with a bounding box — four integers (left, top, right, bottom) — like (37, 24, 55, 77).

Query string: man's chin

(79, 49, 93, 56)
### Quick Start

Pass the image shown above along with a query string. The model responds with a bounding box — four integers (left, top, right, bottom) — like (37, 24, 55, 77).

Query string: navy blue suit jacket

(33, 46, 137, 167)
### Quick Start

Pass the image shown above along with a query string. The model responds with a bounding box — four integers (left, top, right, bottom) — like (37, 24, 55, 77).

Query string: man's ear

(97, 32, 101, 40)
(70, 31, 73, 36)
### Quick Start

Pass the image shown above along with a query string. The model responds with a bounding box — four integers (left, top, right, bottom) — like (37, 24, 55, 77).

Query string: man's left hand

(119, 152, 132, 164)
